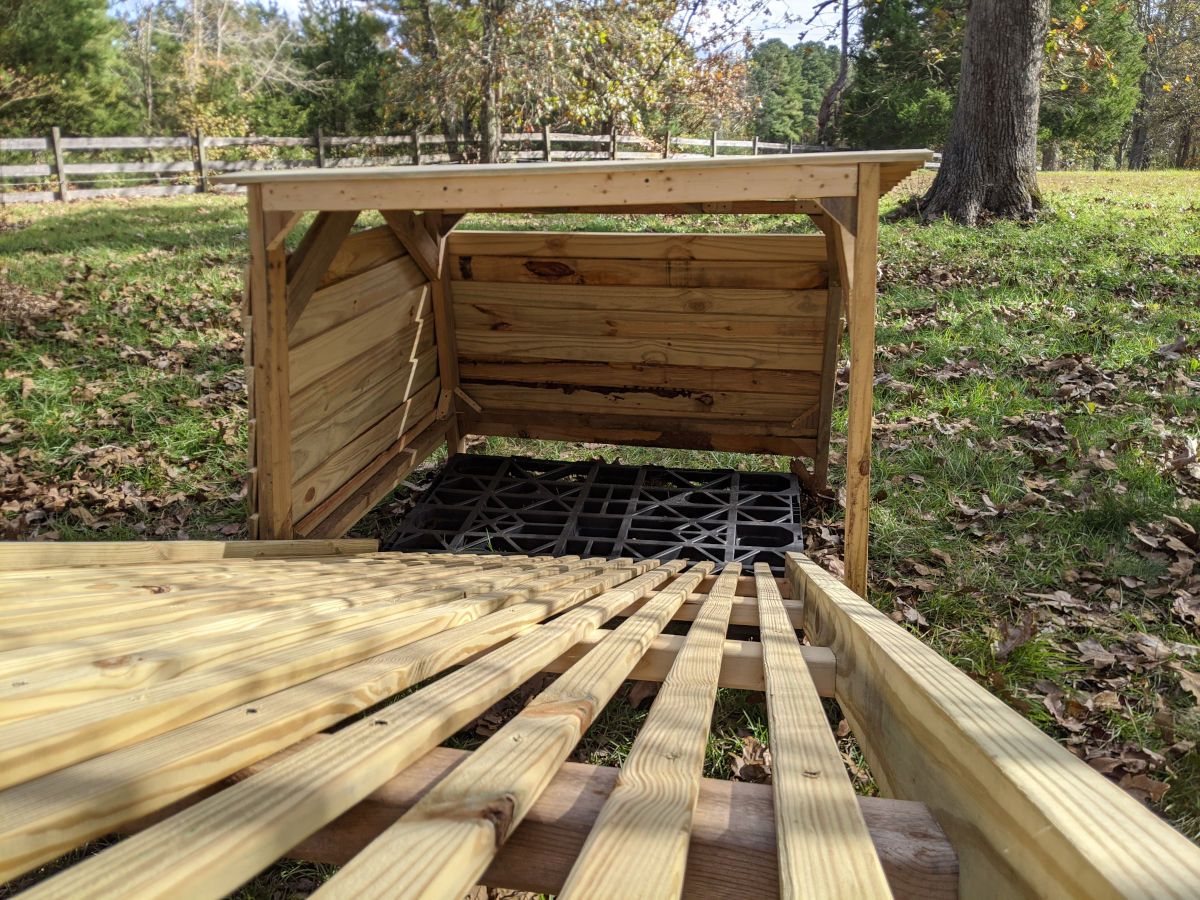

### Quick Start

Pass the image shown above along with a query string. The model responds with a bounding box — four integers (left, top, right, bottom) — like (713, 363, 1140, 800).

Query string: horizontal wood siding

(286, 227, 439, 527)
(450, 231, 830, 454)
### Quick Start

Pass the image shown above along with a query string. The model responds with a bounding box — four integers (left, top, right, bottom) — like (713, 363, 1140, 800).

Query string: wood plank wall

(283, 225, 439, 533)
(448, 231, 830, 458)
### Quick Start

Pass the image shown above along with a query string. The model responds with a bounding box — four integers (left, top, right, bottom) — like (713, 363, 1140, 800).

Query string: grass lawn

(1, 169, 1198, 884)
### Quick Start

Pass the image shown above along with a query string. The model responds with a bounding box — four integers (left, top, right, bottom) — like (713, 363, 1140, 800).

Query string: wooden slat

(20, 563, 680, 897)
(319, 225, 406, 287)
(452, 281, 827, 317)
(788, 551, 1200, 898)
(0, 538, 377, 570)
(59, 136, 192, 149)
(455, 299, 824, 341)
(544, 631, 834, 694)
(447, 231, 828, 262)
(756, 562, 891, 898)
(0, 564, 559, 723)
(474, 418, 817, 457)
(0, 558, 568, 791)
(288, 286, 431, 395)
(0, 560, 641, 883)
(467, 382, 819, 427)
(300, 416, 448, 538)
(456, 331, 823, 371)
(291, 378, 438, 517)
(559, 567, 741, 897)
(291, 254, 426, 345)
(476, 406, 818, 439)
(452, 255, 825, 290)
(460, 358, 821, 396)
(312, 562, 714, 898)
(62, 161, 196, 175)
(285, 211, 359, 332)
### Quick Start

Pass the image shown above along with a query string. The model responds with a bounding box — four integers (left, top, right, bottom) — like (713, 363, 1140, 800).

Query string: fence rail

(0, 127, 844, 205)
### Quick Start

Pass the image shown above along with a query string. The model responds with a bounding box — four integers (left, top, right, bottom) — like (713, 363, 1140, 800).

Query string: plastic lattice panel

(385, 454, 805, 576)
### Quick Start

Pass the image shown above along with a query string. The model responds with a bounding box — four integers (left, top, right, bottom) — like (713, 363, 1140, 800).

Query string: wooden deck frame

(4, 542, 1200, 897)
(230, 152, 929, 592)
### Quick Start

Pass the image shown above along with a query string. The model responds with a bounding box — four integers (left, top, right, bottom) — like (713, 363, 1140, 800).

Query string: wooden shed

(221, 151, 930, 595)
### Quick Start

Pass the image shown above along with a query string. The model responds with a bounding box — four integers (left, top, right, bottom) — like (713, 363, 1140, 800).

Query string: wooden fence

(0, 128, 821, 205)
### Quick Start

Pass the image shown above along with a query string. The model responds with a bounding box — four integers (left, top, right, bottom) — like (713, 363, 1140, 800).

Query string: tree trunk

(479, 0, 505, 165)
(1127, 70, 1155, 169)
(816, 0, 850, 147)
(1041, 140, 1059, 171)
(1175, 121, 1192, 169)
(920, 0, 1050, 225)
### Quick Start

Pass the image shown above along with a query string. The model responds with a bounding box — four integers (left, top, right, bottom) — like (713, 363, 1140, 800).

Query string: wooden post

(843, 163, 880, 597)
(788, 139, 795, 155)
(542, 125, 552, 162)
(194, 129, 209, 192)
(752, 135, 759, 156)
(610, 131, 618, 160)
(412, 131, 421, 166)
(662, 130, 671, 159)
(710, 130, 718, 157)
(314, 127, 326, 168)
(49, 126, 68, 202)
(247, 185, 295, 538)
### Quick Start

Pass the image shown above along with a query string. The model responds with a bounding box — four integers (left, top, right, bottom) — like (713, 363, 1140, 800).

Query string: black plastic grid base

(385, 454, 804, 576)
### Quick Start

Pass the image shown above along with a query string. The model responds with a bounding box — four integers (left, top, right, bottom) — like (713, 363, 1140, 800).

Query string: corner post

(247, 185, 295, 538)
(542, 124, 552, 161)
(710, 130, 718, 157)
(194, 129, 209, 192)
(49, 126, 68, 202)
(843, 163, 880, 597)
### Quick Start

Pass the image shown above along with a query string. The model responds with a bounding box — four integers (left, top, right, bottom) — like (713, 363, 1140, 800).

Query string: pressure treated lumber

(130, 740, 959, 900)
(20, 563, 681, 898)
(842, 163, 880, 597)
(0, 538, 376, 569)
(543, 632, 835, 695)
(560, 566, 741, 897)
(0, 559, 582, 789)
(446, 231, 829, 262)
(0, 560, 647, 882)
(312, 562, 715, 899)
(757, 562, 891, 898)
(787, 551, 1200, 898)
(286, 210, 358, 331)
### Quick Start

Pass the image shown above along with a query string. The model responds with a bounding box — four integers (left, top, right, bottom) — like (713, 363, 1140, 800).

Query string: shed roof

(214, 149, 932, 212)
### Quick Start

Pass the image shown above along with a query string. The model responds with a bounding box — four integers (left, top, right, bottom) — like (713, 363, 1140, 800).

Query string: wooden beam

(286, 211, 359, 332)
(802, 219, 848, 493)
(446, 201, 824, 216)
(0, 539, 377, 570)
(843, 163, 879, 597)
(248, 185, 295, 538)
(380, 210, 438, 281)
(560, 569, 741, 897)
(756, 564, 890, 897)
(787, 551, 1200, 899)
(143, 741, 957, 900)
(542, 632, 834, 696)
(817, 196, 857, 236)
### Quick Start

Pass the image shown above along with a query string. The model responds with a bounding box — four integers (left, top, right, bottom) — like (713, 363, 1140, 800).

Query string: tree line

(1, 0, 1192, 171)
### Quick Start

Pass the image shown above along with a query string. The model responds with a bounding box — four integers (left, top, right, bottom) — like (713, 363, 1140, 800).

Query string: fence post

(752, 135, 759, 156)
(412, 130, 421, 166)
(314, 127, 326, 168)
(542, 124, 552, 162)
(788, 139, 795, 155)
(710, 130, 718, 157)
(193, 129, 209, 192)
(49, 126, 68, 202)
(663, 129, 671, 159)
(610, 131, 618, 160)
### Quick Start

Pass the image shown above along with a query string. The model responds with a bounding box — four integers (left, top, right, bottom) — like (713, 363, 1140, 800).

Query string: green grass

(0, 170, 1198, 894)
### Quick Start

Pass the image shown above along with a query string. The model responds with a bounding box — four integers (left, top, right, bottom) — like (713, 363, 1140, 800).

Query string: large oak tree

(921, 0, 1051, 224)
